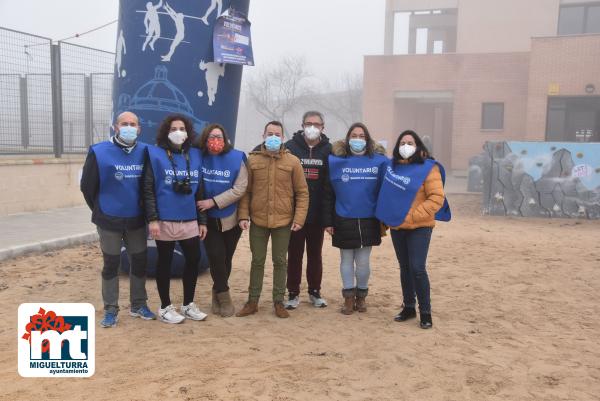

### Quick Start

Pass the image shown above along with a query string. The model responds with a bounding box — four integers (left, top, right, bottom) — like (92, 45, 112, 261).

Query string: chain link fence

(0, 27, 114, 156)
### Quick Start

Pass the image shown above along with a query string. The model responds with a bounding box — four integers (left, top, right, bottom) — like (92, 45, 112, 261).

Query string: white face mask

(304, 125, 321, 140)
(399, 144, 417, 159)
(168, 130, 187, 145)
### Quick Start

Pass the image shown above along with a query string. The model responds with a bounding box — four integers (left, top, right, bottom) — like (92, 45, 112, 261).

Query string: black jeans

(204, 221, 242, 293)
(286, 223, 325, 296)
(390, 227, 433, 314)
(155, 237, 200, 309)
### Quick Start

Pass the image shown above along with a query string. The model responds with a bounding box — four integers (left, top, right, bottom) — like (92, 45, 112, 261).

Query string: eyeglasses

(208, 135, 224, 139)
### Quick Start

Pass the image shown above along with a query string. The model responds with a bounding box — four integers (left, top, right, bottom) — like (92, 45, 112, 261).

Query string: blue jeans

(339, 247, 372, 290)
(390, 227, 433, 314)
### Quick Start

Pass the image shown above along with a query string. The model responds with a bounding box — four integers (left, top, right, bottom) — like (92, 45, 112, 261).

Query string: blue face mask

(118, 126, 138, 144)
(349, 138, 366, 153)
(265, 135, 282, 151)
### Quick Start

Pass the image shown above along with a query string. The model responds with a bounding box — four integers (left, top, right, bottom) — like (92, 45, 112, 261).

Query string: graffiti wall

(482, 141, 600, 219)
(112, 0, 250, 144)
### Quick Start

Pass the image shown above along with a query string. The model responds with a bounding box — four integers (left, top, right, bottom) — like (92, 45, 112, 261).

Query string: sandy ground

(0, 194, 599, 401)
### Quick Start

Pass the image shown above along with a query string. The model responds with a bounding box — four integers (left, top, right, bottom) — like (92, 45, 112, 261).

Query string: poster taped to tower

(213, 8, 254, 65)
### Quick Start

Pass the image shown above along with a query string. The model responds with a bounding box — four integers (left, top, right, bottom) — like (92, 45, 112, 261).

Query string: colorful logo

(572, 164, 593, 178)
(18, 303, 95, 377)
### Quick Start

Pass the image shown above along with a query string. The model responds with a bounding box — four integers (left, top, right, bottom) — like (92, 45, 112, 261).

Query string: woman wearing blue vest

(143, 114, 208, 324)
(323, 122, 388, 315)
(195, 123, 248, 318)
(375, 130, 451, 329)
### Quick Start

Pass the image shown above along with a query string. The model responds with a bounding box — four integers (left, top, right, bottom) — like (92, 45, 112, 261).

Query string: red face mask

(207, 137, 225, 153)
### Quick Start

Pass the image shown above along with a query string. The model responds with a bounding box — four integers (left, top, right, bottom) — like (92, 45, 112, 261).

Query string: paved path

(0, 206, 96, 261)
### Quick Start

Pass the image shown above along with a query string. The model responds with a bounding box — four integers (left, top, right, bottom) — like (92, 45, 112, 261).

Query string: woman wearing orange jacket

(375, 130, 450, 329)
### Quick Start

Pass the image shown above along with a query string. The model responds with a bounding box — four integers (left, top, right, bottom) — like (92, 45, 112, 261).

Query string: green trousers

(248, 223, 292, 302)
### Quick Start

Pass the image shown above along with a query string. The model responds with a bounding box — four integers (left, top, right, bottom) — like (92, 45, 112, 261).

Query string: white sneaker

(284, 295, 300, 310)
(309, 293, 328, 308)
(158, 304, 185, 324)
(180, 302, 208, 321)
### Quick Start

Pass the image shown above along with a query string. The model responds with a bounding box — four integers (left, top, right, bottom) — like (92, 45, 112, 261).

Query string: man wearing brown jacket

(236, 121, 309, 318)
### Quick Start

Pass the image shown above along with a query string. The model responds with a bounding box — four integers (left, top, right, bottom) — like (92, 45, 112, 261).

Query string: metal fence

(0, 27, 114, 156)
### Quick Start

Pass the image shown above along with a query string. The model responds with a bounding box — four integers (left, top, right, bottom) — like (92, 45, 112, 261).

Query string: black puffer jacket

(284, 131, 332, 225)
(322, 140, 386, 249)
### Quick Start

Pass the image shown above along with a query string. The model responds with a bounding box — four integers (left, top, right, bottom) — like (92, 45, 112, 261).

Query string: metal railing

(0, 27, 114, 156)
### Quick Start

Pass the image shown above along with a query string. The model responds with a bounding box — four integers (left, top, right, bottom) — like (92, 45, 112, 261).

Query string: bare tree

(314, 73, 363, 128)
(245, 55, 313, 137)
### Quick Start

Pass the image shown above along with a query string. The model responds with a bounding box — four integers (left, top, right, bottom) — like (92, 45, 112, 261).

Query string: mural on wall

(480, 141, 600, 219)
(112, 0, 250, 144)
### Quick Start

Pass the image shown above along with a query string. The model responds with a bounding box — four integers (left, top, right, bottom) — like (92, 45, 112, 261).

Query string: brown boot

(341, 288, 355, 315)
(217, 290, 235, 317)
(235, 301, 258, 317)
(274, 301, 289, 318)
(211, 290, 220, 315)
(355, 288, 368, 312)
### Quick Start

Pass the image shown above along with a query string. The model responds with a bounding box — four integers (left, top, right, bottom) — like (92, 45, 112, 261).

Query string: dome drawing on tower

(131, 65, 193, 114)
(119, 65, 207, 131)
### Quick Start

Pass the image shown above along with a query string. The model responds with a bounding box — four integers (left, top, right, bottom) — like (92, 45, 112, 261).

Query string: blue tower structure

(112, 0, 250, 144)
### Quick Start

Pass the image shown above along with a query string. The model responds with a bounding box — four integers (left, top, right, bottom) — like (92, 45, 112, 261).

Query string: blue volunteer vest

(202, 149, 246, 218)
(375, 158, 451, 227)
(146, 145, 202, 221)
(328, 153, 388, 218)
(93, 140, 147, 218)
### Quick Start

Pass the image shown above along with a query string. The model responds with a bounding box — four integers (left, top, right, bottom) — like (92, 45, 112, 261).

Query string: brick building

(363, 0, 600, 170)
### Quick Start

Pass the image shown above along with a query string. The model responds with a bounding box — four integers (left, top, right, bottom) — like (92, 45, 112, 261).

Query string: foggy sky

(0, 0, 385, 85)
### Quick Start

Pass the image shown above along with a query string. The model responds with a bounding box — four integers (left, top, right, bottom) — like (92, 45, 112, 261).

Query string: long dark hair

(156, 114, 196, 150)
(344, 122, 376, 157)
(392, 130, 431, 165)
(197, 123, 233, 154)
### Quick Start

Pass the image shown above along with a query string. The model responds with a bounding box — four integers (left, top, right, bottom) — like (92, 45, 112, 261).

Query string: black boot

(419, 313, 433, 329)
(394, 306, 416, 322)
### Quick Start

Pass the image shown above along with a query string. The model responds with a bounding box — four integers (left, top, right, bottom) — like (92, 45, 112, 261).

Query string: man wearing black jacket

(81, 111, 155, 327)
(284, 111, 332, 309)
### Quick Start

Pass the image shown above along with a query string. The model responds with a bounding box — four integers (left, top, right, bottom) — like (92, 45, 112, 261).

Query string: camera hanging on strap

(167, 149, 193, 195)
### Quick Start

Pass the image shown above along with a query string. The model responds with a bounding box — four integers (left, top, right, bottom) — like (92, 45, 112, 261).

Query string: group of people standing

(81, 109, 449, 330)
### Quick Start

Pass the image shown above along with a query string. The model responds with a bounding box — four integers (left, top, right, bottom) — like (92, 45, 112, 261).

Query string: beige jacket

(238, 146, 309, 228)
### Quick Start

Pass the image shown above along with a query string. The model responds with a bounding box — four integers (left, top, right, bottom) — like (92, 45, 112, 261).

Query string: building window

(481, 103, 504, 130)
(587, 5, 600, 33)
(546, 97, 600, 142)
(558, 3, 600, 35)
(415, 28, 428, 54)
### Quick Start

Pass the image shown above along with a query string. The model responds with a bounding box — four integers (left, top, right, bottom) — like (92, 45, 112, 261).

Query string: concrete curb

(0, 232, 98, 262)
